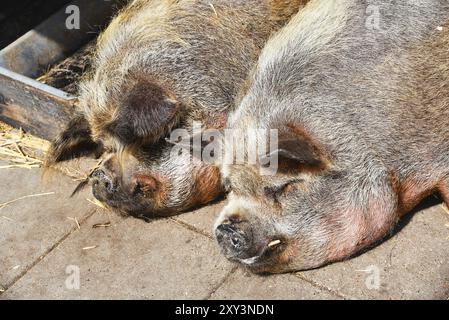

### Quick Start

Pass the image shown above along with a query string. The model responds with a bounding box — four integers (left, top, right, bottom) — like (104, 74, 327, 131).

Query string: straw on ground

(68, 217, 81, 230)
(87, 198, 107, 210)
(0, 192, 56, 211)
(0, 124, 49, 169)
(93, 222, 111, 228)
(82, 246, 98, 251)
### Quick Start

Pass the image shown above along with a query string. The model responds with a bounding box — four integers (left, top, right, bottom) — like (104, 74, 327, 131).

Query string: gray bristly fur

(46, 0, 306, 216)
(215, 0, 449, 273)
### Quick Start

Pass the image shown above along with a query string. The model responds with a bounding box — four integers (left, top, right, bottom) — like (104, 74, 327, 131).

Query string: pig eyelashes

(263, 179, 304, 202)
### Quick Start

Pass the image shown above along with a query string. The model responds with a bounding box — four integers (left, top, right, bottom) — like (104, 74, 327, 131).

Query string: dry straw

(0, 192, 55, 211)
(0, 122, 49, 169)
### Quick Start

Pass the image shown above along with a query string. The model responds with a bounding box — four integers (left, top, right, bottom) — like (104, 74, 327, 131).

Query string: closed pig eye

(263, 179, 303, 203)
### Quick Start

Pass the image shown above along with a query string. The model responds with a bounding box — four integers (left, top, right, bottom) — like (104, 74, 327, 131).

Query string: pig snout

(216, 224, 250, 254)
(91, 168, 116, 202)
(215, 221, 257, 260)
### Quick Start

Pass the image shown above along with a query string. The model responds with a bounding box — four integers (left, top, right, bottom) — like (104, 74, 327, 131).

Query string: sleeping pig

(214, 0, 449, 273)
(45, 0, 307, 217)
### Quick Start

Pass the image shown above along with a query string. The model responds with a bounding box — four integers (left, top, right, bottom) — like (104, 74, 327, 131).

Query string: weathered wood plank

(0, 66, 76, 140)
(0, 0, 127, 140)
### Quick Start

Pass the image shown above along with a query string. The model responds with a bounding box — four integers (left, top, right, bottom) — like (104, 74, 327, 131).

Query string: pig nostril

(91, 169, 115, 194)
(104, 180, 113, 193)
(216, 224, 247, 250)
(231, 236, 242, 248)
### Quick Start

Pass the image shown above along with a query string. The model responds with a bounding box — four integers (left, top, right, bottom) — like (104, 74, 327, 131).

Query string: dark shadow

(1, 0, 129, 79)
(0, 0, 71, 50)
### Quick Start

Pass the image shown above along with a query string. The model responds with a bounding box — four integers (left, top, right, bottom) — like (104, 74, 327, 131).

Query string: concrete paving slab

(1, 212, 234, 299)
(0, 163, 96, 291)
(2, 153, 448, 300)
(210, 268, 341, 300)
(298, 203, 449, 300)
(174, 200, 225, 238)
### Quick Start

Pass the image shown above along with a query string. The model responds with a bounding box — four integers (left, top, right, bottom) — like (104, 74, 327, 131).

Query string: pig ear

(106, 80, 182, 146)
(263, 125, 329, 173)
(45, 114, 103, 165)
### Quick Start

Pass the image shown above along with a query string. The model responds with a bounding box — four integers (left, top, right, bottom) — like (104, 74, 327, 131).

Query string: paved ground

(0, 159, 448, 300)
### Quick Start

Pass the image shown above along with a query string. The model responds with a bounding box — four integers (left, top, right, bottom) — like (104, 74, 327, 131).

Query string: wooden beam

(0, 66, 76, 140)
(0, 0, 127, 140)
